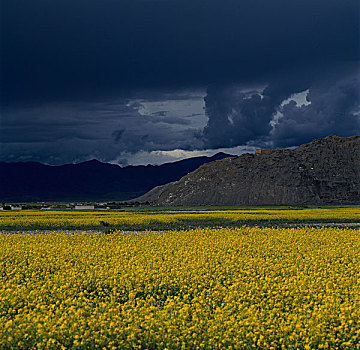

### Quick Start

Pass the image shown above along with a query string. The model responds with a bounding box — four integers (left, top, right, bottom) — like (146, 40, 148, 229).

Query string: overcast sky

(1, 0, 359, 165)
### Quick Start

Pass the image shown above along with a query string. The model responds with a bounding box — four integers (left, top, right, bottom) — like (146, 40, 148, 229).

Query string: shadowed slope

(156, 136, 360, 206)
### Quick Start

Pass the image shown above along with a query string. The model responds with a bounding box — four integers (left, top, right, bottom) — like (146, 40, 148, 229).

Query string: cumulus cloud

(202, 64, 360, 149)
(202, 86, 273, 148)
(272, 71, 360, 146)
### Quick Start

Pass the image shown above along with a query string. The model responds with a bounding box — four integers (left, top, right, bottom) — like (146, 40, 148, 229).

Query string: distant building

(255, 149, 272, 155)
(74, 205, 95, 210)
(10, 205, 22, 210)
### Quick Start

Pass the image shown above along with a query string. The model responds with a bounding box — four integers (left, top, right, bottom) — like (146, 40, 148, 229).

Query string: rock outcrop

(130, 182, 176, 203)
(156, 135, 360, 206)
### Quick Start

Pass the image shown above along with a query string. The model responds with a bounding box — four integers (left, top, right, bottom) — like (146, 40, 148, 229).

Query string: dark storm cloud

(202, 64, 316, 148)
(1, 0, 358, 104)
(112, 129, 125, 143)
(0, 94, 204, 164)
(149, 115, 192, 125)
(202, 64, 360, 149)
(202, 85, 280, 148)
(271, 70, 360, 147)
(0, 0, 359, 164)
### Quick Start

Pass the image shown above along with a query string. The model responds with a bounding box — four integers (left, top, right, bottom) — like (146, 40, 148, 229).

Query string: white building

(10, 205, 22, 210)
(74, 205, 95, 210)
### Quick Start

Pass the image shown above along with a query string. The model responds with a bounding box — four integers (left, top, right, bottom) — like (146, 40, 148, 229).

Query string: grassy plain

(0, 206, 359, 231)
(1, 208, 360, 349)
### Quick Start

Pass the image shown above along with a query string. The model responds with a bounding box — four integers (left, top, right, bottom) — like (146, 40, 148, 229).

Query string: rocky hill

(156, 135, 360, 206)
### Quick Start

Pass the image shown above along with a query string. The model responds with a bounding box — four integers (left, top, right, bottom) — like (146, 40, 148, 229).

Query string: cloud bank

(202, 64, 360, 149)
(0, 0, 359, 165)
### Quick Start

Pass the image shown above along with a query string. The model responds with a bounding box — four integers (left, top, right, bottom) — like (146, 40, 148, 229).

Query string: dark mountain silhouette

(0, 153, 232, 202)
(156, 135, 360, 206)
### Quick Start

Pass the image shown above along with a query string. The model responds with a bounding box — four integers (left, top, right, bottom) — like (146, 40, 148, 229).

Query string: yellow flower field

(0, 207, 359, 230)
(1, 226, 360, 349)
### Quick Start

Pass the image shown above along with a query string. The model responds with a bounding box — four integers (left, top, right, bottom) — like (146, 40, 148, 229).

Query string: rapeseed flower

(0, 225, 359, 348)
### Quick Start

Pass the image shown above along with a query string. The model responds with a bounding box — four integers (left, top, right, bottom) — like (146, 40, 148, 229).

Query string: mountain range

(0, 153, 231, 202)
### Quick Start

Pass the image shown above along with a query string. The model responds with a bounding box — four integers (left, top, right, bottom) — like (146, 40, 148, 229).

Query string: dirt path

(2, 223, 360, 235)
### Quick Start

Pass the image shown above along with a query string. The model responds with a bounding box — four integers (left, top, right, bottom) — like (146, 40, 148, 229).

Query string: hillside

(0, 153, 231, 202)
(156, 135, 360, 206)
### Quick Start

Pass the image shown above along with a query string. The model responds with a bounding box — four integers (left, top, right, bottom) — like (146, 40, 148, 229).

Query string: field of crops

(1, 223, 360, 349)
(1, 206, 360, 231)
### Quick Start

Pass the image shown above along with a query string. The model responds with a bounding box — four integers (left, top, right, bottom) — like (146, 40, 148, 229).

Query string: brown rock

(156, 135, 360, 206)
